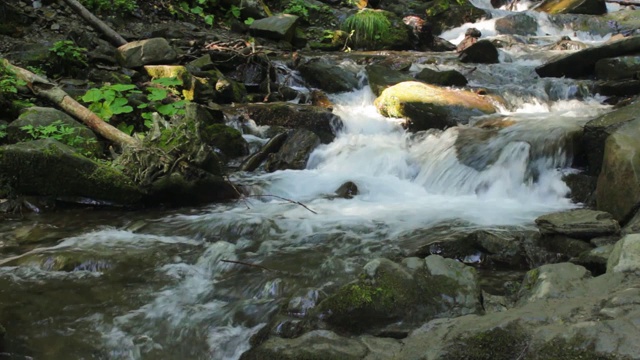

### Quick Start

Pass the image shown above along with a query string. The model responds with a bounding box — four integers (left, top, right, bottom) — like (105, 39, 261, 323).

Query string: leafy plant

(0, 124, 7, 139)
(50, 40, 88, 66)
(81, 83, 139, 122)
(178, 0, 216, 26)
(342, 9, 391, 48)
(0, 60, 26, 97)
(283, 0, 320, 22)
(244, 17, 255, 25)
(20, 120, 97, 155)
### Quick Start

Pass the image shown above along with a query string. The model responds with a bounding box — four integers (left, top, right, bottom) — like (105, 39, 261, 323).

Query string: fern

(342, 9, 391, 48)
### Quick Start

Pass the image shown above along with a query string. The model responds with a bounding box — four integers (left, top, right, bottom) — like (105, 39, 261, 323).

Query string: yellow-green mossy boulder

(534, 0, 606, 15)
(374, 81, 497, 131)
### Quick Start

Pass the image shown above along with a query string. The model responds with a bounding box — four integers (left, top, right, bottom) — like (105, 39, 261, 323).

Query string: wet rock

(571, 244, 614, 275)
(535, 209, 620, 240)
(315, 257, 481, 333)
(308, 89, 333, 110)
(0, 139, 143, 204)
(202, 124, 249, 159)
(459, 40, 499, 64)
(455, 28, 480, 53)
(495, 13, 538, 36)
(402, 15, 455, 52)
(425, 0, 486, 35)
(545, 36, 589, 51)
(596, 79, 640, 97)
(116, 38, 178, 68)
(534, 0, 607, 15)
(596, 117, 640, 222)
(240, 330, 368, 360)
(536, 234, 595, 260)
(366, 64, 414, 96)
(607, 234, 640, 274)
(6, 106, 101, 157)
(536, 35, 640, 78)
(414, 68, 468, 87)
(335, 181, 358, 199)
(298, 57, 360, 94)
(518, 263, 591, 304)
(239, 102, 342, 144)
(240, 132, 288, 172)
(622, 209, 640, 235)
(562, 172, 596, 206)
(583, 100, 640, 176)
(374, 81, 496, 131)
(264, 129, 320, 172)
(249, 14, 299, 43)
(595, 55, 640, 81)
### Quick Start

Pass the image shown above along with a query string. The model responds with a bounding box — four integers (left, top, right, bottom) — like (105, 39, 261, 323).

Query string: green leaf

(244, 17, 255, 25)
(147, 87, 169, 102)
(81, 88, 104, 103)
(205, 14, 214, 26)
(152, 77, 182, 87)
(191, 6, 203, 14)
(110, 84, 137, 92)
(157, 103, 178, 116)
(117, 123, 134, 135)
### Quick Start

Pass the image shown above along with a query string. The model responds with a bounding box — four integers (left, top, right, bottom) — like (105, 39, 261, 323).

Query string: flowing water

(0, 2, 624, 359)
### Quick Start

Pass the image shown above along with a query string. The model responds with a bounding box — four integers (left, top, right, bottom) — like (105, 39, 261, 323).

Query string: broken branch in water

(246, 194, 318, 214)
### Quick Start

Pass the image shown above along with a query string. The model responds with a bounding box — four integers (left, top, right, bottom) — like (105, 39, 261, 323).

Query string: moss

(202, 124, 248, 158)
(531, 337, 627, 360)
(446, 323, 530, 360)
(425, 0, 486, 35)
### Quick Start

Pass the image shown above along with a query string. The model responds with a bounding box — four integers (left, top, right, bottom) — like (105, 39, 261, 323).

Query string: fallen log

(62, 0, 128, 47)
(3, 59, 140, 148)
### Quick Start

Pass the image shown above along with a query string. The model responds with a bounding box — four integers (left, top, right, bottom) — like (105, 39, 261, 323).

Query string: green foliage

(81, 83, 139, 121)
(244, 17, 255, 25)
(20, 120, 97, 154)
(0, 60, 26, 97)
(79, 0, 137, 13)
(0, 124, 7, 139)
(178, 0, 216, 26)
(48, 40, 88, 76)
(284, 0, 320, 22)
(342, 9, 391, 47)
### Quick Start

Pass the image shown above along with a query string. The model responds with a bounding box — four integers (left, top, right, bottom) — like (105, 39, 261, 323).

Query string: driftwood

(62, 0, 128, 47)
(3, 60, 140, 148)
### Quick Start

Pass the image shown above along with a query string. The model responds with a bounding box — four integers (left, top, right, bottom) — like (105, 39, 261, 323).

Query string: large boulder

(595, 56, 640, 81)
(535, 209, 620, 239)
(607, 234, 640, 274)
(249, 14, 299, 43)
(264, 129, 320, 172)
(238, 102, 343, 144)
(596, 117, 640, 222)
(374, 81, 497, 131)
(583, 100, 640, 175)
(116, 38, 178, 68)
(0, 139, 143, 204)
(494, 13, 538, 36)
(297, 57, 360, 94)
(534, 0, 607, 15)
(425, 0, 486, 35)
(414, 68, 468, 87)
(459, 40, 499, 64)
(6, 107, 101, 157)
(366, 64, 414, 96)
(315, 257, 481, 333)
(517, 263, 592, 304)
(536, 35, 640, 78)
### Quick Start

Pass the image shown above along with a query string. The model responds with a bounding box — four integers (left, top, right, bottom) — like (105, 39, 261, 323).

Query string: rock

(534, 0, 607, 15)
(607, 234, 640, 274)
(308, 89, 333, 110)
(545, 36, 589, 51)
(414, 68, 468, 87)
(239, 102, 343, 144)
(455, 33, 478, 53)
(596, 117, 640, 222)
(264, 129, 320, 172)
(425, 0, 486, 35)
(0, 139, 143, 204)
(494, 13, 538, 36)
(536, 234, 595, 259)
(562, 172, 596, 206)
(202, 124, 249, 159)
(536, 35, 640, 78)
(366, 64, 414, 96)
(116, 38, 178, 68)
(240, 132, 288, 172)
(374, 81, 496, 131)
(459, 40, 499, 64)
(249, 14, 299, 43)
(240, 330, 368, 360)
(596, 79, 640, 97)
(622, 209, 640, 235)
(583, 100, 640, 176)
(571, 244, 614, 275)
(518, 263, 591, 304)
(335, 181, 358, 199)
(535, 209, 620, 239)
(297, 57, 360, 94)
(315, 257, 481, 333)
(7, 106, 101, 157)
(595, 56, 640, 81)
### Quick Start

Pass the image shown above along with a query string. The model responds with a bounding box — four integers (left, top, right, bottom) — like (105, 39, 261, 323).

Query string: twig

(247, 194, 318, 214)
(221, 259, 273, 271)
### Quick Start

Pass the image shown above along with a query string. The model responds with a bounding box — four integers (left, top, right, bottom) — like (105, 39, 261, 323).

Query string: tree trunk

(62, 0, 128, 47)
(4, 60, 140, 148)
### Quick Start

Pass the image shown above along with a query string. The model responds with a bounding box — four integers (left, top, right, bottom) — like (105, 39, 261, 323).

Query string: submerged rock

(334, 181, 358, 199)
(374, 81, 496, 131)
(264, 129, 320, 172)
(366, 64, 414, 96)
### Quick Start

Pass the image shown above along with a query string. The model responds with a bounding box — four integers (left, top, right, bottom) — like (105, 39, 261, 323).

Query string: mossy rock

(202, 124, 249, 158)
(366, 64, 414, 96)
(0, 139, 142, 204)
(425, 0, 486, 35)
(445, 323, 530, 360)
(374, 81, 496, 131)
(342, 9, 412, 50)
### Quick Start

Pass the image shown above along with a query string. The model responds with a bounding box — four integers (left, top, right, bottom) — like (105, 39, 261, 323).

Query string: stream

(0, 1, 625, 359)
